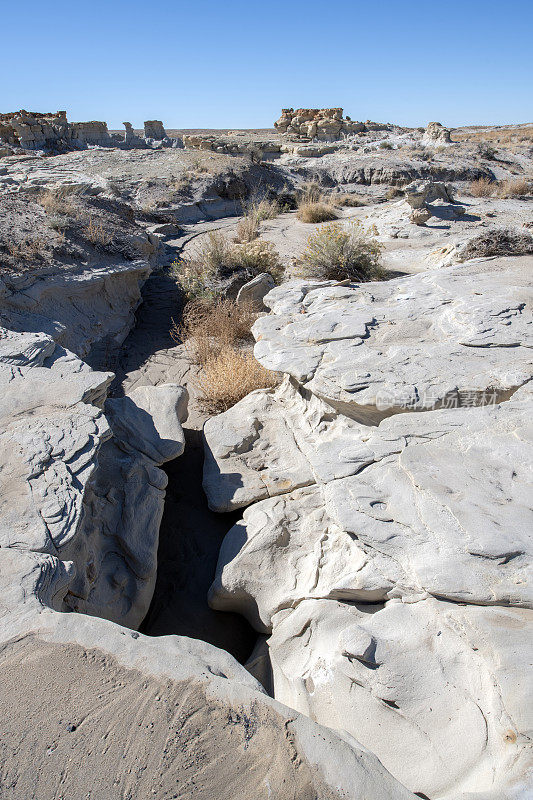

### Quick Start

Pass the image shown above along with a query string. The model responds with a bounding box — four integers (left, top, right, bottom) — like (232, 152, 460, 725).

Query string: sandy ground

(0, 635, 340, 800)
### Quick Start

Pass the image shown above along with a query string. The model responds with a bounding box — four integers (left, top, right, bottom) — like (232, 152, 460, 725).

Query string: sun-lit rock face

(274, 108, 392, 140)
(251, 258, 532, 423)
(204, 256, 533, 799)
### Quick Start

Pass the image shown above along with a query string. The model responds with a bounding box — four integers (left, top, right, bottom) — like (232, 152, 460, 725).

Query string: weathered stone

(144, 120, 166, 140)
(247, 598, 532, 799)
(236, 272, 275, 309)
(409, 206, 431, 224)
(403, 179, 454, 208)
(423, 120, 452, 144)
(207, 381, 533, 629)
(252, 259, 532, 423)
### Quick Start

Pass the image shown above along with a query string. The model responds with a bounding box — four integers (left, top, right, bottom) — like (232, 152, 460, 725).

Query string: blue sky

(2, 0, 531, 129)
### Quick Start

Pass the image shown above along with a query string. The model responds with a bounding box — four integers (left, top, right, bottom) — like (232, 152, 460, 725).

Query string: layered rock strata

(204, 260, 533, 799)
(274, 108, 393, 140)
(0, 110, 174, 154)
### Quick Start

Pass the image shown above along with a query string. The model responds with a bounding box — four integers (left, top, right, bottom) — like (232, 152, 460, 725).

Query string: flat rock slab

(252, 258, 532, 423)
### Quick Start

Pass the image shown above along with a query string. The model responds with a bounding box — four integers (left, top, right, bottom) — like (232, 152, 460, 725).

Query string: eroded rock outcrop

(204, 262, 533, 799)
(251, 259, 532, 423)
(0, 338, 415, 798)
(274, 108, 392, 141)
(0, 249, 417, 798)
(423, 120, 452, 144)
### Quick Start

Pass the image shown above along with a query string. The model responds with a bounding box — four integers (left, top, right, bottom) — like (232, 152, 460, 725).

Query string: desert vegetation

(296, 221, 383, 282)
(459, 228, 533, 261)
(171, 297, 278, 411)
(296, 183, 339, 224)
(195, 348, 278, 412)
(334, 194, 366, 207)
(235, 196, 280, 242)
(469, 177, 531, 198)
(172, 232, 281, 301)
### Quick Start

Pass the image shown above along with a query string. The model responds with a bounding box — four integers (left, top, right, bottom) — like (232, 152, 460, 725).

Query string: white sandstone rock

(252, 260, 532, 423)
(247, 597, 532, 799)
(236, 272, 275, 310)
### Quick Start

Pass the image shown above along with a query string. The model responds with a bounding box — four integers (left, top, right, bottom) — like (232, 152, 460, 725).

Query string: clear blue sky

(2, 0, 531, 129)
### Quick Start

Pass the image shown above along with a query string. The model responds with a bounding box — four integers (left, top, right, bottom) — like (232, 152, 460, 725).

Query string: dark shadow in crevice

(140, 427, 258, 665)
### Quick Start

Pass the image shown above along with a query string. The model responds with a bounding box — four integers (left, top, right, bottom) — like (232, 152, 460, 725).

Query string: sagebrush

(296, 222, 383, 282)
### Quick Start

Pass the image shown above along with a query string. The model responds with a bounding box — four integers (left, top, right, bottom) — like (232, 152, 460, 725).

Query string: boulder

(204, 260, 533, 798)
(403, 179, 454, 208)
(236, 272, 275, 310)
(423, 120, 452, 144)
(409, 206, 431, 225)
(207, 379, 533, 627)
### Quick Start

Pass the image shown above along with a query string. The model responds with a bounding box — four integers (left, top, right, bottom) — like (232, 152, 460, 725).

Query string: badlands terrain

(0, 109, 532, 799)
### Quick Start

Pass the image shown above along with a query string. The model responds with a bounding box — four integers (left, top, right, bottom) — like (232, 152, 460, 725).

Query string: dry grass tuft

(386, 187, 404, 200)
(7, 237, 48, 262)
(171, 298, 258, 365)
(469, 177, 531, 198)
(236, 197, 281, 243)
(296, 182, 338, 223)
(469, 177, 496, 197)
(296, 222, 383, 282)
(83, 217, 112, 247)
(196, 347, 279, 413)
(335, 194, 366, 207)
(235, 214, 259, 243)
(297, 202, 339, 223)
(497, 178, 531, 198)
(38, 186, 81, 216)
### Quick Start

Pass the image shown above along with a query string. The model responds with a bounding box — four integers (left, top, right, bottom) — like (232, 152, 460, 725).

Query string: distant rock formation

(274, 108, 392, 141)
(144, 119, 167, 140)
(0, 110, 175, 155)
(423, 120, 452, 144)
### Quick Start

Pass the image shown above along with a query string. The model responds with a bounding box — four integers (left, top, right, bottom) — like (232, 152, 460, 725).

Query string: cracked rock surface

(205, 262, 533, 798)
(0, 261, 415, 799)
(252, 257, 532, 423)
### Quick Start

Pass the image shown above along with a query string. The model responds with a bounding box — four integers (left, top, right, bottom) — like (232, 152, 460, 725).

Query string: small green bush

(296, 222, 383, 282)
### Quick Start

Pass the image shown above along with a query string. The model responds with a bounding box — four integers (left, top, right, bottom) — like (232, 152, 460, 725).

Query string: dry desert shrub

(236, 197, 281, 242)
(231, 239, 282, 278)
(469, 177, 495, 197)
(235, 214, 259, 242)
(38, 185, 82, 216)
(459, 228, 533, 261)
(296, 183, 339, 224)
(335, 194, 366, 207)
(172, 297, 258, 365)
(469, 177, 531, 198)
(297, 202, 339, 223)
(386, 187, 404, 200)
(497, 178, 531, 198)
(296, 221, 383, 282)
(196, 347, 279, 413)
(7, 237, 48, 262)
(83, 217, 112, 247)
(172, 233, 281, 300)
